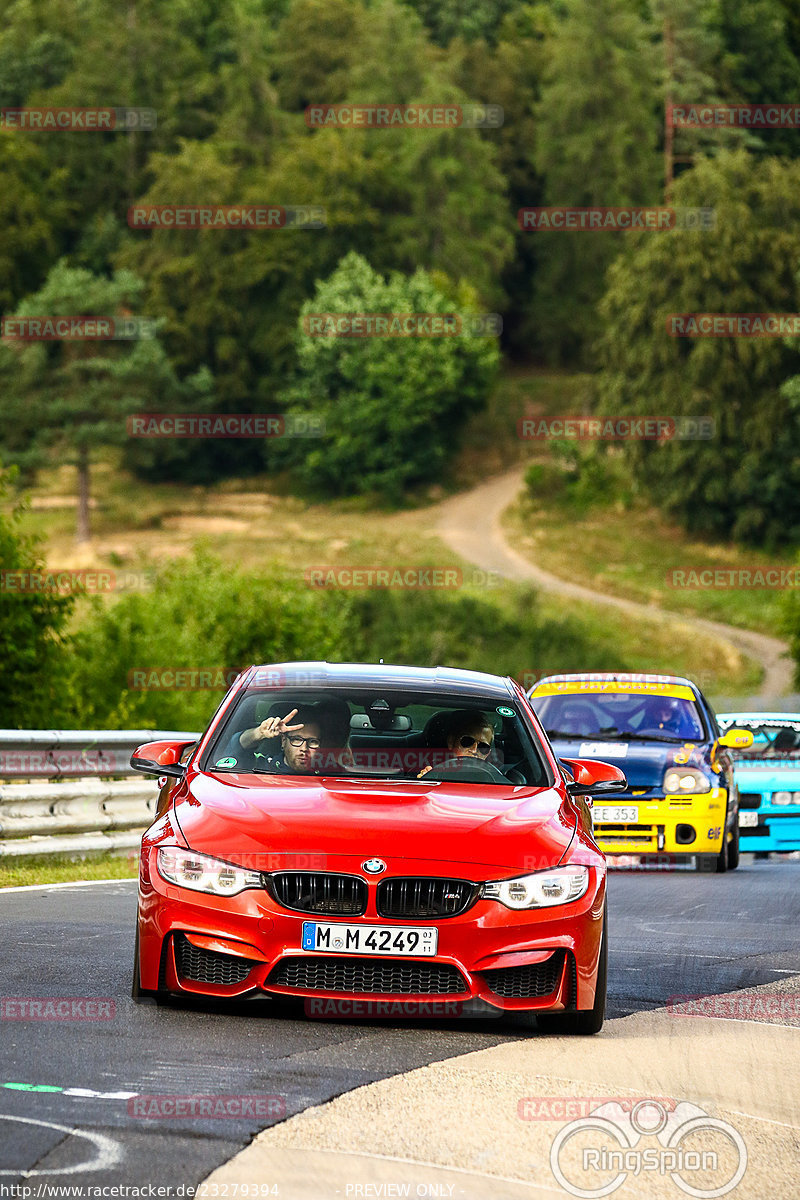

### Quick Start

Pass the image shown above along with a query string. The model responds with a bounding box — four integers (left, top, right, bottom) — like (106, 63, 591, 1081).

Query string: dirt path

(434, 468, 794, 699)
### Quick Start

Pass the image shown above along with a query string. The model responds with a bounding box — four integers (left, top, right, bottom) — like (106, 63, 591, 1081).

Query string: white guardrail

(0, 730, 200, 859)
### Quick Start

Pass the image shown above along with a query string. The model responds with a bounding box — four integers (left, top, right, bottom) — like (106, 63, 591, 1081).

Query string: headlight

(157, 847, 261, 896)
(772, 791, 800, 806)
(483, 866, 589, 909)
(663, 767, 712, 794)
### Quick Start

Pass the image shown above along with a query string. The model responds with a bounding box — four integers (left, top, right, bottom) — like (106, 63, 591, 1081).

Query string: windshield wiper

(609, 732, 684, 743)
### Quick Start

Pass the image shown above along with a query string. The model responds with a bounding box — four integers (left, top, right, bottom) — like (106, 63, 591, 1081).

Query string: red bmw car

(131, 663, 625, 1034)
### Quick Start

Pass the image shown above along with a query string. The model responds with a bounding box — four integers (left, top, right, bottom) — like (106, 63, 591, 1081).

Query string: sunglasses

(459, 735, 492, 755)
(285, 735, 321, 750)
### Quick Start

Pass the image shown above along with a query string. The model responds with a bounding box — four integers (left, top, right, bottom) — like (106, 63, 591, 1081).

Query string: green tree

(0, 131, 67, 311)
(122, 0, 512, 485)
(278, 251, 500, 500)
(595, 150, 800, 545)
(399, 0, 522, 46)
(710, 0, 800, 160)
(0, 472, 74, 727)
(530, 0, 661, 363)
(0, 261, 209, 541)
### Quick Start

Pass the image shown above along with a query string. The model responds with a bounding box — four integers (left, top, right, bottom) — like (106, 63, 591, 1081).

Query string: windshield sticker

(496, 706, 515, 717)
(214, 757, 237, 768)
(534, 681, 695, 700)
(579, 742, 629, 758)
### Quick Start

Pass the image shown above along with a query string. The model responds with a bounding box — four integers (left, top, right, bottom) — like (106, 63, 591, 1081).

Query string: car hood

(173, 771, 577, 873)
(548, 737, 700, 788)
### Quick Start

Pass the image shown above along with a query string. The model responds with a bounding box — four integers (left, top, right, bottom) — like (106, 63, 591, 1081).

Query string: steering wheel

(423, 756, 512, 784)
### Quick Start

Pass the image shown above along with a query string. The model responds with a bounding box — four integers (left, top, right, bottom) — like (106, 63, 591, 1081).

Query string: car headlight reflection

(483, 866, 589, 909)
(663, 767, 712, 794)
(157, 847, 261, 896)
(772, 791, 800, 806)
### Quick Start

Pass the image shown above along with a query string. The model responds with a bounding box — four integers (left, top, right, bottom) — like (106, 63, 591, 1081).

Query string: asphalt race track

(2, 857, 799, 1192)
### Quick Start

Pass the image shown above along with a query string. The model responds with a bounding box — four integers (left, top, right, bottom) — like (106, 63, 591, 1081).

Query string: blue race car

(716, 713, 800, 853)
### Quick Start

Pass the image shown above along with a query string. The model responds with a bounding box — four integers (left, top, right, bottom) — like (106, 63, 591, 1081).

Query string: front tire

(131, 922, 164, 1004)
(537, 909, 607, 1036)
(727, 815, 740, 871)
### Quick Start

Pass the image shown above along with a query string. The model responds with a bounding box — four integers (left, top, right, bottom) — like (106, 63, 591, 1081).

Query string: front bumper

(592, 789, 729, 856)
(137, 850, 605, 1014)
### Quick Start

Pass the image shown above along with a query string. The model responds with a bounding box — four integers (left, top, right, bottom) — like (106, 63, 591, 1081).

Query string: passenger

(232, 705, 322, 774)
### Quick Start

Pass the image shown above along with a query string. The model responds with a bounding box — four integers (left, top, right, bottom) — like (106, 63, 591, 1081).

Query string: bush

(55, 552, 622, 729)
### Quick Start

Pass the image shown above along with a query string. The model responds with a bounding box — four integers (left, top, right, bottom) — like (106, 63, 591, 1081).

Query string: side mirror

(718, 729, 754, 750)
(560, 757, 627, 796)
(130, 740, 197, 778)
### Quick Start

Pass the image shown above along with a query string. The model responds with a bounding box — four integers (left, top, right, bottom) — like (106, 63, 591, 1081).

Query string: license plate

(593, 805, 639, 823)
(580, 742, 629, 758)
(301, 921, 438, 956)
(739, 811, 759, 827)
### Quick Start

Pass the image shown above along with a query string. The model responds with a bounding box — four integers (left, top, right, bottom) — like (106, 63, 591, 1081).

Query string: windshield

(721, 719, 800, 763)
(533, 692, 706, 743)
(202, 686, 551, 787)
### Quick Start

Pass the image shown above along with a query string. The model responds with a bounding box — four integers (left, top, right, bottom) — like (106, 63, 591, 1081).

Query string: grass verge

(0, 850, 138, 889)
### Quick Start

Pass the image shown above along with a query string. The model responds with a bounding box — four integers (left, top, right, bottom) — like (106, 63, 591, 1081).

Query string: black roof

(240, 661, 518, 700)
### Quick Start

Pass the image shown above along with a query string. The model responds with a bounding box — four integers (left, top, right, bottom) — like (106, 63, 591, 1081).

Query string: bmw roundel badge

(362, 858, 386, 874)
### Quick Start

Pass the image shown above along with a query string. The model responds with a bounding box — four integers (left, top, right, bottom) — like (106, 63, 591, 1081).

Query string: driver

(417, 709, 495, 777)
(647, 697, 685, 735)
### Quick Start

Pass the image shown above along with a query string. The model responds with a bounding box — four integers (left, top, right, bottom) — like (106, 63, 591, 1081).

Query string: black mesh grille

(377, 877, 479, 919)
(482, 952, 565, 999)
(174, 933, 257, 986)
(738, 793, 761, 809)
(266, 872, 368, 915)
(267, 956, 467, 995)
